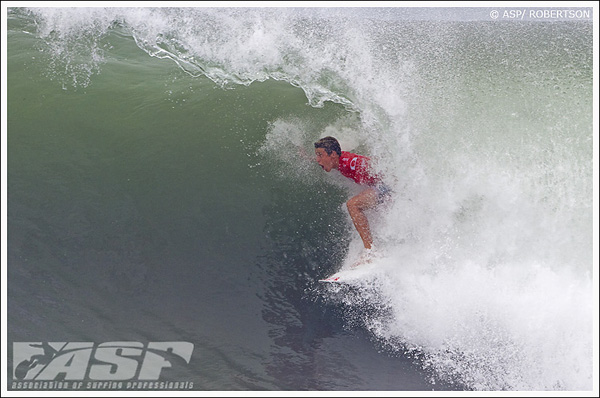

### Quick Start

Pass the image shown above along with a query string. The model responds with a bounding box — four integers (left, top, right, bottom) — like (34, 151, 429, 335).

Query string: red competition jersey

(338, 151, 379, 186)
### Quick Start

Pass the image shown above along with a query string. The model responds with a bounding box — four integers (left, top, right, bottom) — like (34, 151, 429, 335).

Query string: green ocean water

(5, 7, 596, 392)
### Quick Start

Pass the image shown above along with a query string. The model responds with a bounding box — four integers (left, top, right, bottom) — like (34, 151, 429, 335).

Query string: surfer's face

(315, 147, 338, 172)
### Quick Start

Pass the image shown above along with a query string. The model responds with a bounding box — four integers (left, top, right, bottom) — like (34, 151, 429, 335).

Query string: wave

(8, 6, 595, 390)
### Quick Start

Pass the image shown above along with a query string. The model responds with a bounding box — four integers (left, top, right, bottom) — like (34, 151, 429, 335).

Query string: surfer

(314, 136, 391, 266)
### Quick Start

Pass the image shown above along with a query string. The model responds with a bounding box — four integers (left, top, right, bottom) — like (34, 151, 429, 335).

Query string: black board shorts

(374, 183, 392, 204)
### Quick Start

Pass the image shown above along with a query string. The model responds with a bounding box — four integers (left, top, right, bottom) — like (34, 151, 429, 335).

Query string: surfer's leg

(346, 187, 378, 250)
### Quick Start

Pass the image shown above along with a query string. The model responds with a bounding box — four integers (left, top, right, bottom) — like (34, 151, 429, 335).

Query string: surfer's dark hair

(314, 136, 342, 156)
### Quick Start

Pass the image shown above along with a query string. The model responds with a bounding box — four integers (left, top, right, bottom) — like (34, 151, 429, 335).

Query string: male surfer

(314, 136, 390, 266)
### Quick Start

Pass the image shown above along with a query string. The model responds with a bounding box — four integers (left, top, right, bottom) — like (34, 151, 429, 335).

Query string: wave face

(6, 7, 595, 391)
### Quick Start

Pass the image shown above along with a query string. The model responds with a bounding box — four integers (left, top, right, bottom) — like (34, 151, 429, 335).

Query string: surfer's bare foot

(350, 259, 368, 268)
(351, 247, 376, 268)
